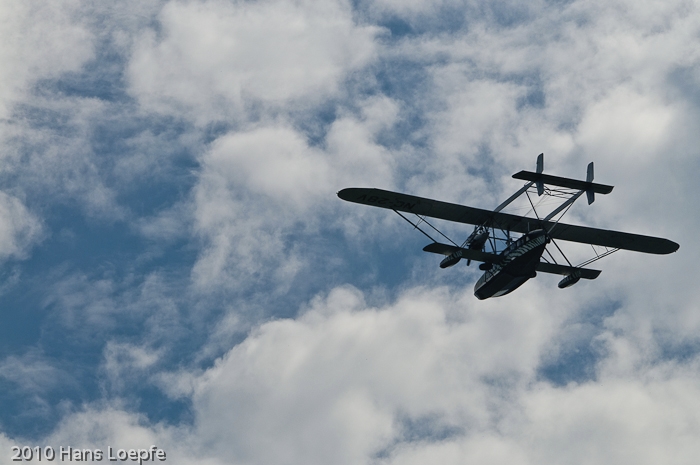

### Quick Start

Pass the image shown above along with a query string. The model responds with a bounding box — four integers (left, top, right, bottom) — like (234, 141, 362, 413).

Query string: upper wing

(338, 187, 679, 255)
(542, 222, 678, 255)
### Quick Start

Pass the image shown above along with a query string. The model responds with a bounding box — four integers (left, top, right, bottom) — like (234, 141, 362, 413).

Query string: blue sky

(1, 0, 699, 463)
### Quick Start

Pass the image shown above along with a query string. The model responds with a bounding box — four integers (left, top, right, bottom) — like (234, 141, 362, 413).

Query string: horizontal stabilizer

(512, 171, 614, 194)
(536, 262, 601, 279)
(422, 243, 499, 263)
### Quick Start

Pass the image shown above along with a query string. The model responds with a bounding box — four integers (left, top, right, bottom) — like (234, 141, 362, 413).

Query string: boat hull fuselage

(474, 230, 548, 300)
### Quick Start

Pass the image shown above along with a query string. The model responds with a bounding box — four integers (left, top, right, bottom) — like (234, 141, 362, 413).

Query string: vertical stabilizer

(586, 162, 595, 204)
(536, 153, 544, 195)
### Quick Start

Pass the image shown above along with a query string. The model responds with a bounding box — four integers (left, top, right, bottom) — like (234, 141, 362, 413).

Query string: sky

(0, 0, 699, 463)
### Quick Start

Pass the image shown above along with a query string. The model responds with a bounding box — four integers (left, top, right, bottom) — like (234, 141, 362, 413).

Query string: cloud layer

(1, 0, 699, 463)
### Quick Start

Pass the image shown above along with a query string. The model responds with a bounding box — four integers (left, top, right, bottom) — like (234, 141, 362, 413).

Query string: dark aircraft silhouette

(338, 154, 678, 299)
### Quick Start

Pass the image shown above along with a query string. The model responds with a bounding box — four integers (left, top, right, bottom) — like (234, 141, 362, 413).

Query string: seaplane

(338, 154, 679, 300)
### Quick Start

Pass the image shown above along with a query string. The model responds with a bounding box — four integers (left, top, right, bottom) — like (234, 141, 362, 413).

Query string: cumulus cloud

(26, 283, 700, 465)
(382, 0, 700, 201)
(128, 0, 380, 124)
(2, 0, 700, 464)
(189, 285, 548, 465)
(204, 127, 334, 207)
(190, 97, 398, 291)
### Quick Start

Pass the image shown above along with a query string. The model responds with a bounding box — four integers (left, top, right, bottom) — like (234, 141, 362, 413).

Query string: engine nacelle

(558, 270, 582, 289)
(440, 230, 490, 269)
(468, 231, 489, 250)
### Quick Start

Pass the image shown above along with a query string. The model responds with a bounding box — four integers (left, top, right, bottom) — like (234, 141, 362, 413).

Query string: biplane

(338, 154, 679, 300)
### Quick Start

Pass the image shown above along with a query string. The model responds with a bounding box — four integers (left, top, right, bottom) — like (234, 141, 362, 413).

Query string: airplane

(337, 154, 679, 300)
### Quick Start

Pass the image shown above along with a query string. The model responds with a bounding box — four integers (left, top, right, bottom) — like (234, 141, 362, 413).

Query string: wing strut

(494, 154, 545, 212)
(494, 181, 535, 213)
(577, 245, 619, 268)
(393, 210, 438, 243)
(393, 210, 458, 246)
(543, 190, 584, 222)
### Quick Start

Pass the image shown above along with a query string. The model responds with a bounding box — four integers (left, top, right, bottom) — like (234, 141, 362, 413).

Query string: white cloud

(205, 127, 333, 208)
(42, 408, 205, 465)
(188, 285, 546, 465)
(23, 282, 700, 464)
(0, 351, 73, 395)
(0, 0, 123, 224)
(3, 1, 700, 465)
(128, 0, 380, 124)
(0, 434, 22, 465)
(0, 191, 43, 260)
(136, 201, 193, 242)
(43, 273, 120, 333)
(190, 97, 398, 291)
(101, 342, 161, 394)
(0, 0, 93, 119)
(518, 376, 700, 465)
(0, 95, 134, 223)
